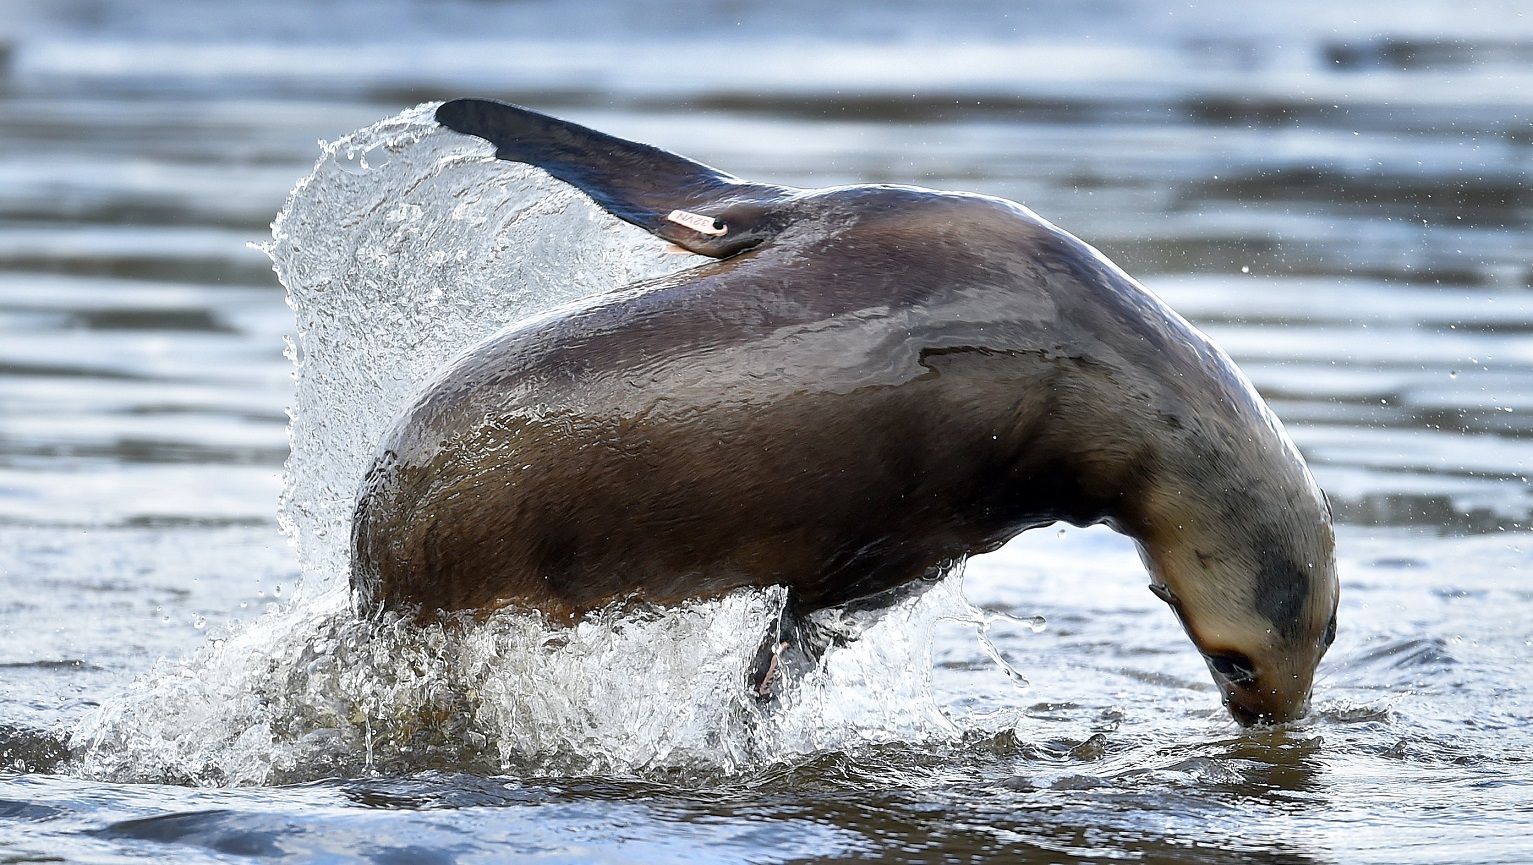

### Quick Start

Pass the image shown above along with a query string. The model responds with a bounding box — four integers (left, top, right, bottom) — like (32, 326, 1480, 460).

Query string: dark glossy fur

(350, 100, 1339, 723)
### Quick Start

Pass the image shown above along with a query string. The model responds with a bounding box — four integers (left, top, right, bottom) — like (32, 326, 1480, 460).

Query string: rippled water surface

(2, 1, 1532, 862)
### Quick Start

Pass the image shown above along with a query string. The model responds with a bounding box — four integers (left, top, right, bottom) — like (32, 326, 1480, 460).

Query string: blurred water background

(1, 0, 1531, 862)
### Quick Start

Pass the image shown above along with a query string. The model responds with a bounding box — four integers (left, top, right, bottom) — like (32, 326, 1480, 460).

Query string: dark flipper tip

(431, 97, 783, 259)
(434, 97, 510, 139)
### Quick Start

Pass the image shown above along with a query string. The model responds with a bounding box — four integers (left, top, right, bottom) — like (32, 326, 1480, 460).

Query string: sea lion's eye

(1323, 611, 1338, 648)
(1205, 653, 1257, 687)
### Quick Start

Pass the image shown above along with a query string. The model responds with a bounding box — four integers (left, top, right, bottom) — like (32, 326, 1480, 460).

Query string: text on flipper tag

(666, 209, 727, 236)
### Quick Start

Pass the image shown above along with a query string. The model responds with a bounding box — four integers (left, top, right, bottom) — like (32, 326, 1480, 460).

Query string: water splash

(71, 573, 974, 786)
(267, 102, 687, 591)
(68, 105, 993, 785)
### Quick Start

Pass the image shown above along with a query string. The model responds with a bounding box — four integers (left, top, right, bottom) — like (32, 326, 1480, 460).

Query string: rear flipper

(434, 98, 791, 258)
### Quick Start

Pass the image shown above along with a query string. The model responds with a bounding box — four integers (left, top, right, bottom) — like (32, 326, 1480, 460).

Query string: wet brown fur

(350, 100, 1340, 724)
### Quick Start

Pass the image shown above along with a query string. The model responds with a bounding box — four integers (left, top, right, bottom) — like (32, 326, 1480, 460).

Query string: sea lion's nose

(1205, 652, 1310, 725)
(1204, 652, 1257, 688)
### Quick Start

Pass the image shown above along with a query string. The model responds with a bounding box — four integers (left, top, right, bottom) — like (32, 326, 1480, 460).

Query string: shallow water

(2, 1, 1532, 862)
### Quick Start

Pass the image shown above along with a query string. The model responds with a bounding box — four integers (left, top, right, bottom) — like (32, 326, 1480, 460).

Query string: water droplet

(1240, 265, 1250, 273)
(193, 616, 207, 630)
(274, 585, 283, 597)
(1057, 528, 1067, 539)
(1027, 616, 1048, 633)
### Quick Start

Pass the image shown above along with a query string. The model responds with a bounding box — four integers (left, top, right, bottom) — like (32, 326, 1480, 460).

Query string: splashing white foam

(269, 102, 689, 590)
(72, 577, 972, 786)
(70, 105, 984, 785)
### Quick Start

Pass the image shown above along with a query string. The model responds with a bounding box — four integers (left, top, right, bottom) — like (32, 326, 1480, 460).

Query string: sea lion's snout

(1173, 593, 1336, 727)
(1204, 651, 1310, 726)
(1203, 596, 1339, 726)
(1143, 523, 1339, 728)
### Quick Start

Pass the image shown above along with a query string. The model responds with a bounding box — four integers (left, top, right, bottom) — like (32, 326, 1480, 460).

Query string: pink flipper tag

(666, 209, 727, 236)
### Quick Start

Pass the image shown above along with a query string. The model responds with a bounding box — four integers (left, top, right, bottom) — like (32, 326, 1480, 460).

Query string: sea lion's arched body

(351, 99, 1340, 725)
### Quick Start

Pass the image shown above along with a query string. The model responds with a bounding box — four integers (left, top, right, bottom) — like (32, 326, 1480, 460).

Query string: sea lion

(350, 98, 1340, 725)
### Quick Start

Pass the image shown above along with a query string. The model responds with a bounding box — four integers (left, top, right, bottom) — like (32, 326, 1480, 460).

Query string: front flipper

(749, 576, 951, 700)
(749, 599, 821, 700)
(436, 98, 791, 258)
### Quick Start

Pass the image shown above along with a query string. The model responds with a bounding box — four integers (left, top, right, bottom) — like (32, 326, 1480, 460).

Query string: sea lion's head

(1129, 419, 1341, 726)
(1146, 518, 1338, 724)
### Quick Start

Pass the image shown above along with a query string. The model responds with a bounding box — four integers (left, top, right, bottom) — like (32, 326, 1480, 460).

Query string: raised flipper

(436, 98, 792, 258)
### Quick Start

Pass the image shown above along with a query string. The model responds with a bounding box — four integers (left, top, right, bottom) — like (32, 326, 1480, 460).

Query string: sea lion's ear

(435, 98, 787, 258)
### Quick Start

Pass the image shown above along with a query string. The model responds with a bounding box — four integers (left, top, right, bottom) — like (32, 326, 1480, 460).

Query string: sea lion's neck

(1068, 351, 1337, 719)
(1088, 352, 1330, 611)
